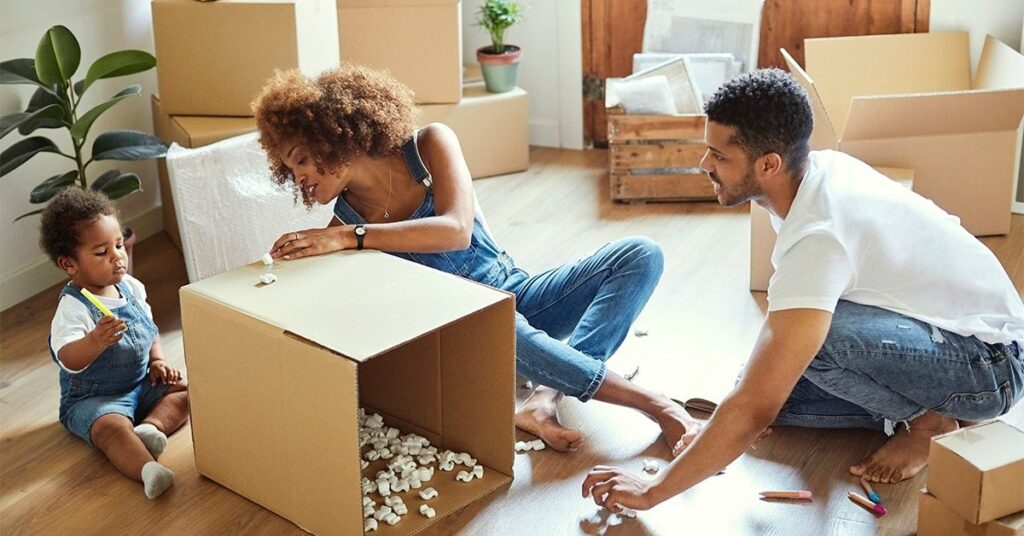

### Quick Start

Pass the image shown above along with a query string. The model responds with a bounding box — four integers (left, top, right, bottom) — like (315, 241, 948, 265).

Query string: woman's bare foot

(647, 398, 704, 455)
(515, 386, 584, 452)
(849, 412, 959, 483)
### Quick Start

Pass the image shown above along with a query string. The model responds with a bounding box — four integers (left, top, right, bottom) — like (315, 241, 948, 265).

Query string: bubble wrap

(166, 133, 334, 282)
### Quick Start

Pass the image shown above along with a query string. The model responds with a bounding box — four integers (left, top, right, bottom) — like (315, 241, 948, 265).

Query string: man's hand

(149, 360, 182, 386)
(270, 227, 352, 260)
(582, 466, 661, 513)
(89, 315, 126, 348)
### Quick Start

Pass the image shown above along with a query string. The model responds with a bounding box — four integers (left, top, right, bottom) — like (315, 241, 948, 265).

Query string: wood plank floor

(3, 146, 1022, 535)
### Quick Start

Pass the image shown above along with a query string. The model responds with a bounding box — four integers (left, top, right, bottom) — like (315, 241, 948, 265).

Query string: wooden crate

(607, 107, 715, 203)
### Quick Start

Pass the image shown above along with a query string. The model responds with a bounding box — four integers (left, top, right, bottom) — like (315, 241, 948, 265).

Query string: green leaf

(0, 59, 52, 92)
(1, 104, 64, 139)
(69, 85, 140, 142)
(92, 130, 167, 161)
(29, 170, 78, 203)
(13, 208, 45, 222)
(91, 171, 140, 200)
(81, 50, 156, 94)
(18, 104, 66, 136)
(35, 25, 80, 85)
(26, 86, 64, 113)
(90, 169, 121, 191)
(0, 137, 61, 177)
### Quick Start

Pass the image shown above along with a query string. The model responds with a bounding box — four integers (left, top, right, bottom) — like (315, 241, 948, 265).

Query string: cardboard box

(152, 0, 339, 116)
(338, 0, 462, 104)
(782, 32, 1024, 236)
(416, 82, 529, 179)
(749, 167, 913, 292)
(151, 95, 257, 250)
(180, 251, 516, 535)
(919, 490, 1024, 536)
(927, 420, 1024, 525)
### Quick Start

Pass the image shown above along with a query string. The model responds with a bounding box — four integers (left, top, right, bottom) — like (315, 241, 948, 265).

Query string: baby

(42, 188, 189, 498)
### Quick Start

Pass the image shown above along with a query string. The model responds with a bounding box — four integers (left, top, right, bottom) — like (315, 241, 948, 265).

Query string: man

(583, 69, 1024, 512)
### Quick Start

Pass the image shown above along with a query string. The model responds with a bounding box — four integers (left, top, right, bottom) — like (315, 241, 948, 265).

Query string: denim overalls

(332, 133, 665, 401)
(51, 281, 165, 444)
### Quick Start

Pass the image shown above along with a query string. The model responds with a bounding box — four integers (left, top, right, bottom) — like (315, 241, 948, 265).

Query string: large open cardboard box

(416, 81, 529, 179)
(152, 0, 339, 116)
(919, 489, 1024, 536)
(926, 420, 1024, 525)
(338, 0, 462, 104)
(782, 32, 1024, 236)
(749, 167, 913, 292)
(180, 251, 515, 535)
(151, 95, 257, 251)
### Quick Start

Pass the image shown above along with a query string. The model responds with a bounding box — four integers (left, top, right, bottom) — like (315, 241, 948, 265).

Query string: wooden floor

(3, 147, 1023, 536)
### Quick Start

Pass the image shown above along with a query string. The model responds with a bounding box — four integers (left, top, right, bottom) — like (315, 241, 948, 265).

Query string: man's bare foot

(849, 412, 959, 483)
(515, 386, 584, 452)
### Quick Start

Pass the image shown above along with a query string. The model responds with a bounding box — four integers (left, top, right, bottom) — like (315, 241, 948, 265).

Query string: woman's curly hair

(40, 187, 117, 264)
(252, 64, 417, 206)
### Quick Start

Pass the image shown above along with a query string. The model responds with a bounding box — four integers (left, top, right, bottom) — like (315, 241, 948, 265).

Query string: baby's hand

(90, 315, 126, 348)
(149, 360, 182, 386)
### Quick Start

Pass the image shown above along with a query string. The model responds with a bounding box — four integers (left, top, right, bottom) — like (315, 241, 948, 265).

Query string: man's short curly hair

(252, 64, 417, 205)
(39, 187, 117, 264)
(704, 68, 813, 173)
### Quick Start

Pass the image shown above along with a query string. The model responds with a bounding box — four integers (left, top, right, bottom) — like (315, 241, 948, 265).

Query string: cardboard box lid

(803, 32, 972, 136)
(151, 95, 256, 148)
(338, 0, 458, 7)
(933, 420, 1024, 472)
(780, 49, 840, 150)
(841, 89, 1024, 142)
(976, 34, 1024, 90)
(182, 251, 510, 361)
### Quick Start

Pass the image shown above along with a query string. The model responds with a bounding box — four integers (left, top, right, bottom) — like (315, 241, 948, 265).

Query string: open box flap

(841, 88, 1024, 142)
(182, 251, 509, 362)
(976, 34, 1024, 90)
(804, 31, 971, 136)
(781, 48, 839, 150)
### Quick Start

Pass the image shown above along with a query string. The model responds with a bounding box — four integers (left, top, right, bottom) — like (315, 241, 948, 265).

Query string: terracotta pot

(477, 45, 522, 93)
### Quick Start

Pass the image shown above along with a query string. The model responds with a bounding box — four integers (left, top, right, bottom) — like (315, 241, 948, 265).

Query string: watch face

(355, 227, 367, 236)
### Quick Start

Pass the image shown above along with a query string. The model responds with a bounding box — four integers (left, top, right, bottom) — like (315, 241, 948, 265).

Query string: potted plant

(1, 25, 166, 273)
(476, 0, 525, 93)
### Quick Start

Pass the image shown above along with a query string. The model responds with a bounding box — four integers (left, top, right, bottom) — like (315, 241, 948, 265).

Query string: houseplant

(1, 25, 166, 271)
(476, 0, 525, 93)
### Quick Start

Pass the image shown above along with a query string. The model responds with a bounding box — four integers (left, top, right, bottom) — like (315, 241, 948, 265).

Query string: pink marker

(848, 491, 887, 516)
(759, 490, 813, 500)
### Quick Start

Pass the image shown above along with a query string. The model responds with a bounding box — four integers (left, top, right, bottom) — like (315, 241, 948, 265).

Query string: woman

(255, 65, 700, 452)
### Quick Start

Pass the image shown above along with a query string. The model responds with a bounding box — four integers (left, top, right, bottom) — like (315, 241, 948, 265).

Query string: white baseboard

(0, 204, 164, 312)
(529, 119, 562, 148)
(1013, 201, 1024, 215)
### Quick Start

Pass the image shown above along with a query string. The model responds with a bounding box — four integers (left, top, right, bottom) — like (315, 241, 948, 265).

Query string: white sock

(134, 423, 167, 459)
(141, 461, 174, 499)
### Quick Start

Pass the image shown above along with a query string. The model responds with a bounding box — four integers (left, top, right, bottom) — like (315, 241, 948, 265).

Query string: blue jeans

(775, 301, 1024, 433)
(498, 237, 664, 402)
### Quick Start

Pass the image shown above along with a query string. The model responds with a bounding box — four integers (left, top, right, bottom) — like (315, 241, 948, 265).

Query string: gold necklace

(351, 160, 393, 220)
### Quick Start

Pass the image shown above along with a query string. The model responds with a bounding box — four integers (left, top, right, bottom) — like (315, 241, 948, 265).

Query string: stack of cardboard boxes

(150, 0, 529, 250)
(918, 420, 1024, 536)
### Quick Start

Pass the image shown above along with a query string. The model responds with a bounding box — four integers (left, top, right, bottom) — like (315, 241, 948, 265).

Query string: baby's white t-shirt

(50, 274, 154, 373)
(767, 150, 1024, 345)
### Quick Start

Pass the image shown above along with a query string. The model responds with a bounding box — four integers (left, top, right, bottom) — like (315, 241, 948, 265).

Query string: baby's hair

(40, 188, 118, 264)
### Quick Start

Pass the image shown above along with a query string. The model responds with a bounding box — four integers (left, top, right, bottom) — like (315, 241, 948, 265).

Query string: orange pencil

(759, 490, 812, 500)
(849, 491, 887, 516)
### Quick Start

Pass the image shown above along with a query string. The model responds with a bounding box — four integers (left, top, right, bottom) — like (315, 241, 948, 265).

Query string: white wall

(462, 0, 583, 150)
(0, 0, 162, 311)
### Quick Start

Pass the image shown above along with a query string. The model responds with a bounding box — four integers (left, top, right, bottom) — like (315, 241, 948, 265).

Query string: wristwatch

(354, 224, 367, 250)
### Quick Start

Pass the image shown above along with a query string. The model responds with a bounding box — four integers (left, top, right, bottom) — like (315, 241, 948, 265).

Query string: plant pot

(123, 227, 137, 276)
(477, 45, 522, 94)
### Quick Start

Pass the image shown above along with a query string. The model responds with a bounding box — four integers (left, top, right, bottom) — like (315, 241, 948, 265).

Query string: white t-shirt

(50, 274, 154, 373)
(767, 150, 1024, 345)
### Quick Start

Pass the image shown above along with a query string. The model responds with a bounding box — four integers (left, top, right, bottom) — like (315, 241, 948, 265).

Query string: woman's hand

(271, 227, 353, 260)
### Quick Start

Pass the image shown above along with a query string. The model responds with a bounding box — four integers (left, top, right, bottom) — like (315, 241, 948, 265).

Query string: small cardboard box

(416, 82, 529, 179)
(782, 32, 1024, 236)
(151, 95, 256, 251)
(927, 420, 1024, 525)
(749, 167, 913, 292)
(338, 0, 462, 104)
(152, 0, 339, 116)
(180, 251, 516, 535)
(919, 490, 1024, 536)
